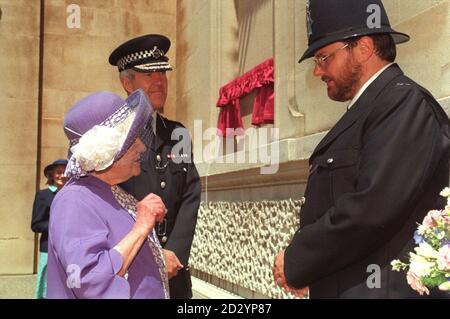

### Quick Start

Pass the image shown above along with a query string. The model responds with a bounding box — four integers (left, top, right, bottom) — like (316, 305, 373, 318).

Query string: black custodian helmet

(299, 0, 409, 63)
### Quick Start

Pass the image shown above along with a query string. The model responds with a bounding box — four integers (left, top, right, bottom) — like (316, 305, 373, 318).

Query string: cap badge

(148, 46, 164, 59)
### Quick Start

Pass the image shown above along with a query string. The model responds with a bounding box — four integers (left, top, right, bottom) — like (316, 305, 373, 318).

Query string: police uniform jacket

(284, 64, 450, 298)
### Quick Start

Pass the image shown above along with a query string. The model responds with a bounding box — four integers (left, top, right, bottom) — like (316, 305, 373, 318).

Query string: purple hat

(64, 89, 153, 177)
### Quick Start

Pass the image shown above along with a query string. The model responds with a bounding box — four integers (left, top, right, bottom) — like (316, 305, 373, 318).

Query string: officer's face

(125, 71, 168, 112)
(112, 138, 146, 180)
(313, 42, 362, 102)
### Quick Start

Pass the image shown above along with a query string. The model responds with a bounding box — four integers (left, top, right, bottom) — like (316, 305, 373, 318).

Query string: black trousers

(169, 268, 192, 299)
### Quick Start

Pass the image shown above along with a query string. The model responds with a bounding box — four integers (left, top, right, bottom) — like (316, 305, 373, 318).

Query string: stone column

(0, 0, 40, 274)
(274, 0, 305, 140)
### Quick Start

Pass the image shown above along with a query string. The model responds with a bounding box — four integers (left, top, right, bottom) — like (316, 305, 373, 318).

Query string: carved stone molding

(190, 199, 302, 299)
(201, 159, 309, 192)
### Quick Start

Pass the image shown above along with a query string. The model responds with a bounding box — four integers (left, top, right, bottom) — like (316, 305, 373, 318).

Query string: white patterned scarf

(111, 185, 169, 299)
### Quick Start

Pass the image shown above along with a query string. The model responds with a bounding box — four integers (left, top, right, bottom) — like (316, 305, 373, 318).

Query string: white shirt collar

(347, 62, 394, 110)
(151, 112, 157, 134)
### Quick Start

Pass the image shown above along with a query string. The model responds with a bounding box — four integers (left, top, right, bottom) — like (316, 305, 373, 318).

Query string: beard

(322, 55, 362, 102)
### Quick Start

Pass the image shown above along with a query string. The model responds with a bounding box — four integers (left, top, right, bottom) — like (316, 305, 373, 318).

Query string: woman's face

(112, 138, 146, 181)
(50, 165, 67, 188)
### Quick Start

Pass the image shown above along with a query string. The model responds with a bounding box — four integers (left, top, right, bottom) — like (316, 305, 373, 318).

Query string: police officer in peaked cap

(109, 34, 201, 299)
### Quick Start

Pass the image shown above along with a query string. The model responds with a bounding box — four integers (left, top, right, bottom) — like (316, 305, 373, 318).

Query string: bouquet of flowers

(391, 187, 450, 295)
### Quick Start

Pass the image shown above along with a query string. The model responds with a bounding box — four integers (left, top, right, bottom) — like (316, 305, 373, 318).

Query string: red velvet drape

(216, 58, 274, 136)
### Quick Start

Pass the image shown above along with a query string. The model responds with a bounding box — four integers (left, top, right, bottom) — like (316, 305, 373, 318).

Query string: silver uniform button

(160, 181, 166, 189)
(161, 236, 168, 243)
(327, 158, 334, 164)
(156, 154, 161, 162)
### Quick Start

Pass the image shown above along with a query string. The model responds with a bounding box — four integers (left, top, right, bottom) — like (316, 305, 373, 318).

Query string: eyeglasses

(313, 43, 349, 68)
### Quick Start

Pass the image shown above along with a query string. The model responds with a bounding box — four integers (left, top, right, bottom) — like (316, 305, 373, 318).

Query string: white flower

(391, 259, 405, 271)
(417, 224, 428, 235)
(437, 231, 446, 240)
(409, 252, 434, 277)
(440, 187, 450, 198)
(414, 242, 439, 259)
(437, 245, 450, 271)
(444, 208, 450, 217)
(71, 125, 126, 171)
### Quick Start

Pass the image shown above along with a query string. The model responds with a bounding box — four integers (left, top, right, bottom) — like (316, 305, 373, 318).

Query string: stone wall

(40, 0, 177, 189)
(0, 0, 40, 274)
(187, 0, 450, 298)
(0, 0, 177, 275)
(176, 0, 245, 150)
(191, 199, 301, 299)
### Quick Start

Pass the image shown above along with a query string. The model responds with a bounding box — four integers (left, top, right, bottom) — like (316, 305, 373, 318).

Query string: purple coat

(47, 175, 166, 299)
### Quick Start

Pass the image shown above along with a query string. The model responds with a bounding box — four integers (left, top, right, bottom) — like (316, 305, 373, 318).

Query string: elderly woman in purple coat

(47, 89, 169, 299)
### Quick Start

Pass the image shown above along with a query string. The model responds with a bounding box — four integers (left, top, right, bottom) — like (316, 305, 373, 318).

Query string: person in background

(31, 159, 68, 299)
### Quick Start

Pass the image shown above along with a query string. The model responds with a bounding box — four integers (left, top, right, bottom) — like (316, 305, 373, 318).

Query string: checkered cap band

(117, 46, 166, 71)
